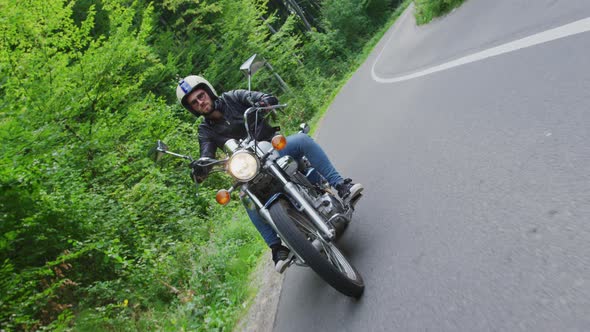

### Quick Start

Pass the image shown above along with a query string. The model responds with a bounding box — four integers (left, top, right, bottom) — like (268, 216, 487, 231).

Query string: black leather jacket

(198, 89, 278, 158)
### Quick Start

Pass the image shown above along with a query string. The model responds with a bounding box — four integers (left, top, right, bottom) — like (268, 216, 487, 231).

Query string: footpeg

(275, 251, 296, 274)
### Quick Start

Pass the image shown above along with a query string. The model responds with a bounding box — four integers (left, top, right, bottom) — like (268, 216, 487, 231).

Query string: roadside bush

(414, 0, 467, 24)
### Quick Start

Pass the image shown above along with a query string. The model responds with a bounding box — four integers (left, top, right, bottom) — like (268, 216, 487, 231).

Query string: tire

(269, 198, 364, 297)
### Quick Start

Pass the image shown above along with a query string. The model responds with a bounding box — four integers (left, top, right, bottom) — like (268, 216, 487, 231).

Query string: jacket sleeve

(233, 89, 278, 108)
(198, 126, 218, 159)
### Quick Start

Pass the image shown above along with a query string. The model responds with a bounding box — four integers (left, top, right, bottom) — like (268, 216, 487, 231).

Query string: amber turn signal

(216, 189, 231, 205)
(271, 135, 287, 151)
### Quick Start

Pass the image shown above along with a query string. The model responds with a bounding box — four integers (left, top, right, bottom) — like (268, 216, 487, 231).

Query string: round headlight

(227, 151, 259, 181)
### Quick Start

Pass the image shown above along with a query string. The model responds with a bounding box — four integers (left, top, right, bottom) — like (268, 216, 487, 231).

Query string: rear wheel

(269, 198, 364, 297)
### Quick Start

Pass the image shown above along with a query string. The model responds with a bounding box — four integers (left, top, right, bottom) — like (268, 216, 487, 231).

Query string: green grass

(70, 203, 265, 332)
(414, 0, 467, 25)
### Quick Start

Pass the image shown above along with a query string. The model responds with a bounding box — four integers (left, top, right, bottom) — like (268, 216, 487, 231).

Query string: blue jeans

(245, 133, 344, 247)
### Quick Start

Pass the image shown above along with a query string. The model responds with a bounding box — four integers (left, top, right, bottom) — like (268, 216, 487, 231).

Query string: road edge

(233, 254, 284, 332)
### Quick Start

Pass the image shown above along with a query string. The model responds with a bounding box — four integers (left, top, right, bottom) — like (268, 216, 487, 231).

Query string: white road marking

(371, 9, 590, 84)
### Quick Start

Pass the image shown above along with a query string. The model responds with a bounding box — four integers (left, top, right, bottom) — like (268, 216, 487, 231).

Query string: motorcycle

(150, 104, 364, 298)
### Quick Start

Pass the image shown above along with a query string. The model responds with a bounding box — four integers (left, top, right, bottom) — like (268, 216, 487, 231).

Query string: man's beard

(203, 109, 222, 121)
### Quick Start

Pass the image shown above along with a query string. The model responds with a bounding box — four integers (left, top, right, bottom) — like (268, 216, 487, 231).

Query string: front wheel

(269, 198, 364, 297)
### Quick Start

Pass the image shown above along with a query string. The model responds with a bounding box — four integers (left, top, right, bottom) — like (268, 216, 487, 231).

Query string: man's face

(186, 88, 213, 115)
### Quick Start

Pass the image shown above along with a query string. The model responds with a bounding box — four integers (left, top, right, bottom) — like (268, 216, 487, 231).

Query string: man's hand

(253, 100, 268, 108)
(253, 96, 278, 109)
(189, 158, 213, 183)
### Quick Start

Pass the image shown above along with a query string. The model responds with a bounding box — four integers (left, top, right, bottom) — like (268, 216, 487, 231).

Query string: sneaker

(336, 178, 364, 205)
(271, 244, 290, 273)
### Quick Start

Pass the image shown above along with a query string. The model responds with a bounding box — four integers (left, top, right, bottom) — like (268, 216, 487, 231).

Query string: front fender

(263, 192, 303, 212)
(263, 192, 285, 209)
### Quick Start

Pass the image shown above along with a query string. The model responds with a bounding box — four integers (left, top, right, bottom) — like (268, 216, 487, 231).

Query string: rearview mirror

(240, 54, 266, 76)
(148, 140, 169, 162)
(240, 54, 267, 91)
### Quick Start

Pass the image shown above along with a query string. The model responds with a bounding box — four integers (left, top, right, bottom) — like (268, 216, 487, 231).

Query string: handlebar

(243, 104, 288, 142)
(193, 157, 218, 167)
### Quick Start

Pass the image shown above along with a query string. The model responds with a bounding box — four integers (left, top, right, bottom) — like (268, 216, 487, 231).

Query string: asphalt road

(273, 1, 590, 331)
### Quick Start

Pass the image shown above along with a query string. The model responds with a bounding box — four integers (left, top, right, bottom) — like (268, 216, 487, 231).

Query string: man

(176, 75, 363, 272)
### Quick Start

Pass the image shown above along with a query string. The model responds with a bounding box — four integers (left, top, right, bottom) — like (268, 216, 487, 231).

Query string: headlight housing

(227, 151, 260, 181)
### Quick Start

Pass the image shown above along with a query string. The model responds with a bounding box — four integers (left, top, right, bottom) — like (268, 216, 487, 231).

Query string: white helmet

(176, 75, 218, 116)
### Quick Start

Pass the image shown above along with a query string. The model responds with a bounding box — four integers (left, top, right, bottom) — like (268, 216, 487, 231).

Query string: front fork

(245, 163, 336, 242)
(270, 163, 336, 241)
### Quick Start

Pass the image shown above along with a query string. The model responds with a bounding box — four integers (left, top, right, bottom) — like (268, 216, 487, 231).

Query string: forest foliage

(0, 0, 412, 330)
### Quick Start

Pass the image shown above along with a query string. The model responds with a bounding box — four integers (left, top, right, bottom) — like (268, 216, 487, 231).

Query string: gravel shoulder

(234, 256, 284, 332)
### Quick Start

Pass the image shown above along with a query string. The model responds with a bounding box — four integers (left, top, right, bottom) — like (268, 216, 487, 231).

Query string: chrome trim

(244, 187, 264, 209)
(267, 163, 335, 241)
(223, 139, 239, 154)
(276, 155, 298, 175)
(327, 213, 349, 225)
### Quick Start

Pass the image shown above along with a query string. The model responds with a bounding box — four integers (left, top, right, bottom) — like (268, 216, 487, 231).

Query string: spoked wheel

(269, 198, 364, 297)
